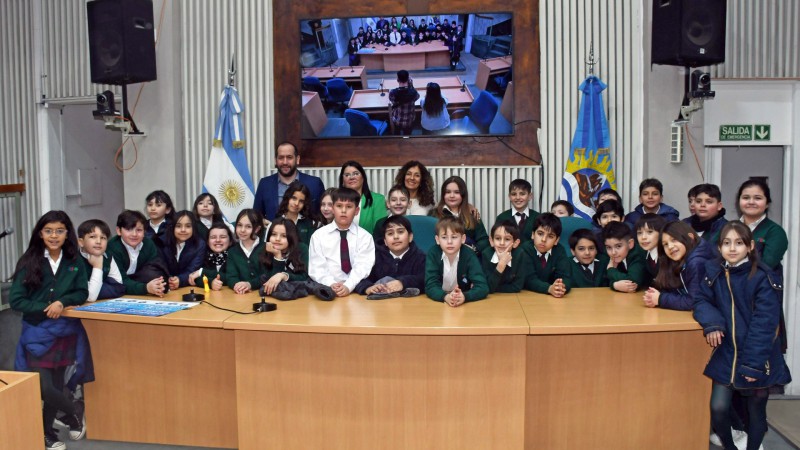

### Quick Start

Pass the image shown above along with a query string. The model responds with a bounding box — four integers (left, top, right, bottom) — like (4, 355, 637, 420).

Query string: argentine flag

(203, 85, 256, 223)
(559, 75, 617, 221)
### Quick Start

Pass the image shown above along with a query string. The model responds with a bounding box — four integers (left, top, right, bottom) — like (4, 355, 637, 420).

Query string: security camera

(690, 70, 715, 99)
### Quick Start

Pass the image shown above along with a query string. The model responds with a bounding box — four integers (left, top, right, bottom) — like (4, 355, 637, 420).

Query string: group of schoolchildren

(9, 156, 792, 450)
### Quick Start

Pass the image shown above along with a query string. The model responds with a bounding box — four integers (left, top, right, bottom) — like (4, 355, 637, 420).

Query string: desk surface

(301, 66, 365, 80)
(224, 292, 530, 335)
(521, 288, 702, 334)
(358, 41, 449, 55)
(348, 86, 474, 111)
(63, 287, 255, 328)
(381, 75, 463, 89)
(480, 55, 513, 70)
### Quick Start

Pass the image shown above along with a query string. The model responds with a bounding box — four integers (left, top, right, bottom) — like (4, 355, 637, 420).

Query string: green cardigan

(495, 208, 540, 244)
(107, 235, 161, 295)
(520, 241, 573, 294)
(752, 217, 788, 270)
(425, 246, 489, 302)
(358, 192, 388, 235)
(567, 253, 610, 288)
(606, 245, 647, 290)
(10, 256, 88, 325)
(480, 246, 531, 293)
(295, 217, 317, 246)
(257, 243, 309, 282)
(225, 242, 265, 288)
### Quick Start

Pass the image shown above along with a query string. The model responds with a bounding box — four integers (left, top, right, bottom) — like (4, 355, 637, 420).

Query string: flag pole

(585, 41, 596, 76)
(228, 52, 236, 87)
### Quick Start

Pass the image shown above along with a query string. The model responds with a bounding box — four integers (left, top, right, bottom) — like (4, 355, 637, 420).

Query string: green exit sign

(719, 124, 771, 141)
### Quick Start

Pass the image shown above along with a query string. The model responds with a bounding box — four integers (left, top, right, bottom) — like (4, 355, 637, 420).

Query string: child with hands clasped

(78, 219, 124, 301)
(425, 216, 489, 306)
(521, 213, 572, 297)
(226, 209, 265, 294)
(693, 222, 791, 450)
(603, 222, 646, 292)
(643, 221, 716, 310)
(481, 220, 531, 293)
(10, 211, 89, 448)
(159, 211, 207, 291)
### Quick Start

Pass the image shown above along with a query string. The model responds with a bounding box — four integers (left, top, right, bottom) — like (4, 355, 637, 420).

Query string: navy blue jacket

(658, 238, 717, 311)
(355, 242, 426, 294)
(682, 211, 728, 243)
(15, 317, 95, 390)
(693, 260, 791, 389)
(253, 172, 326, 221)
(624, 202, 680, 228)
(158, 239, 208, 288)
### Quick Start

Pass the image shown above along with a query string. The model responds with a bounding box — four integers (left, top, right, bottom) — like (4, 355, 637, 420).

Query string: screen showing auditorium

(299, 13, 514, 139)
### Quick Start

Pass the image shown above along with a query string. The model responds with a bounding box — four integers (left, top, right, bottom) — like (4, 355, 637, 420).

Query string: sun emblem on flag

(218, 180, 246, 208)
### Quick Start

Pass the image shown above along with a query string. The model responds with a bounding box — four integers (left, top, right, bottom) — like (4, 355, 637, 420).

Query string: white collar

(740, 214, 767, 231)
(122, 239, 144, 253)
(491, 251, 512, 266)
(390, 248, 410, 259)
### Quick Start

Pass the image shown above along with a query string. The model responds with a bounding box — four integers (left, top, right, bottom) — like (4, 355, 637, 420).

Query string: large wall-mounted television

(299, 12, 514, 139)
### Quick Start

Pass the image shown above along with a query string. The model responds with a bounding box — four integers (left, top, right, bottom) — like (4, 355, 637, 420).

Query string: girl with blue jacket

(693, 221, 791, 450)
(158, 211, 207, 290)
(643, 221, 717, 310)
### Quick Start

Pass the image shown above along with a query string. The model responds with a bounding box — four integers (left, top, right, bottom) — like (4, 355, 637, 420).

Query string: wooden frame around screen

(273, 0, 540, 167)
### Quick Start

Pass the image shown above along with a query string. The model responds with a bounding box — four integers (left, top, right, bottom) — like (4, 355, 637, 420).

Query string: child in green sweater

(106, 210, 167, 297)
(481, 219, 530, 293)
(425, 216, 489, 306)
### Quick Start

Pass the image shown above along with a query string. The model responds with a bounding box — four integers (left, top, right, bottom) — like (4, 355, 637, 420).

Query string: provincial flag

(559, 75, 617, 221)
(202, 85, 256, 223)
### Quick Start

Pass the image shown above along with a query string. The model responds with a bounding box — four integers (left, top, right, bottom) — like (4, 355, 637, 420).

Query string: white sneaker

(710, 432, 722, 446)
(732, 429, 747, 450)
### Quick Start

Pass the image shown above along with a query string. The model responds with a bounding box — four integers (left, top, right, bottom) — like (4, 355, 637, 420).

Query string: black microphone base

(253, 301, 277, 312)
(182, 291, 205, 302)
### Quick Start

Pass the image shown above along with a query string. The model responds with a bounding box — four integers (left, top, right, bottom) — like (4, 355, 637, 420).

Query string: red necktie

(339, 230, 352, 274)
(540, 254, 547, 269)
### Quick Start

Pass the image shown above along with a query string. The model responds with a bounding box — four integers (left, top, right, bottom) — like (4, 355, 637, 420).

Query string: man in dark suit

(253, 142, 325, 220)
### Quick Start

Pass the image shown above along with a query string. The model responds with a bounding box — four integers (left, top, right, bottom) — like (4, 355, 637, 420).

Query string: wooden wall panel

(273, 0, 540, 167)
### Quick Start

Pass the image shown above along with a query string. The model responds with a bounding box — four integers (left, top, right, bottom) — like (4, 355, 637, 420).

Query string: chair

(326, 77, 353, 111)
(494, 67, 512, 90)
(344, 109, 388, 136)
(406, 215, 438, 253)
(301, 76, 327, 101)
(449, 91, 499, 134)
(558, 216, 593, 254)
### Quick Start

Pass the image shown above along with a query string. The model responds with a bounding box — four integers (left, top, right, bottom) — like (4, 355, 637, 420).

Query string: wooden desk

(0, 371, 43, 450)
(226, 293, 529, 450)
(301, 91, 328, 137)
(500, 81, 514, 122)
(302, 66, 367, 89)
(62, 288, 252, 448)
(348, 86, 474, 114)
(381, 75, 464, 90)
(475, 55, 513, 90)
(358, 41, 451, 71)
(520, 289, 709, 450)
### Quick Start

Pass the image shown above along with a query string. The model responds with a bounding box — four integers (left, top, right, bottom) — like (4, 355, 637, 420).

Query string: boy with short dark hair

(309, 188, 375, 297)
(624, 178, 680, 227)
(603, 221, 646, 292)
(78, 219, 124, 301)
(521, 213, 572, 297)
(481, 220, 531, 293)
(389, 69, 420, 135)
(107, 210, 167, 297)
(635, 213, 667, 284)
(567, 229, 609, 288)
(593, 199, 625, 229)
(495, 179, 539, 244)
(355, 215, 425, 299)
(425, 216, 489, 306)
(682, 183, 727, 242)
(550, 200, 574, 217)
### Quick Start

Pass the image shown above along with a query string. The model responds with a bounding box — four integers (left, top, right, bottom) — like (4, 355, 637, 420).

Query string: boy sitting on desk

(425, 216, 489, 306)
(308, 188, 375, 297)
(603, 221, 646, 292)
(521, 213, 572, 297)
(355, 215, 425, 299)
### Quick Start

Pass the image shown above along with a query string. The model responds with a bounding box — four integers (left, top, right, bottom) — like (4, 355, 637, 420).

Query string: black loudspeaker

(87, 0, 157, 85)
(651, 0, 726, 67)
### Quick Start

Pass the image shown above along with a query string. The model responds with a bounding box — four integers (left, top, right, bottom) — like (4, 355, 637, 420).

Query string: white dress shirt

(441, 251, 460, 292)
(121, 240, 144, 274)
(389, 31, 402, 45)
(407, 198, 433, 216)
(81, 250, 123, 302)
(45, 249, 63, 274)
(308, 222, 375, 293)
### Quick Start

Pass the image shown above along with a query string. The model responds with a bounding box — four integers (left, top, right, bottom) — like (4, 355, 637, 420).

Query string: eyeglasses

(343, 172, 361, 179)
(42, 228, 67, 236)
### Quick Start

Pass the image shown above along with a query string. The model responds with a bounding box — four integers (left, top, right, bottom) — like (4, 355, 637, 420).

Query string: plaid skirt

(27, 334, 77, 369)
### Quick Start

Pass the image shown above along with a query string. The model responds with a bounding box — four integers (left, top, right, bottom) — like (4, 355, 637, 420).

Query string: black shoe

(45, 432, 66, 450)
(62, 401, 86, 440)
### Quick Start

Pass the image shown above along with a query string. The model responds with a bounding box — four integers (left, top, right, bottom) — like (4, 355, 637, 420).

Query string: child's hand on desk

(385, 280, 403, 292)
(211, 274, 223, 291)
(642, 287, 660, 307)
(365, 284, 387, 295)
(262, 272, 289, 295)
(445, 287, 464, 307)
(233, 281, 252, 294)
(332, 282, 350, 297)
(147, 277, 166, 297)
(613, 280, 638, 293)
(168, 276, 180, 291)
(548, 278, 567, 298)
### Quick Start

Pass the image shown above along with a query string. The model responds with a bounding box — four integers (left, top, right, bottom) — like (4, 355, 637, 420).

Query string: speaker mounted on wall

(651, 0, 726, 67)
(87, 0, 157, 85)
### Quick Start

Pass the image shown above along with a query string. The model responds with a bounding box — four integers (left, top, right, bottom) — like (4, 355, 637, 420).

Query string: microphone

(461, 80, 466, 92)
(350, 66, 354, 72)
(0, 226, 12, 239)
(329, 64, 334, 72)
(379, 81, 385, 97)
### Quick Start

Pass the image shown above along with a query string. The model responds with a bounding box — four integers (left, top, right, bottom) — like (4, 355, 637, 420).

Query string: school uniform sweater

(480, 246, 531, 293)
(751, 217, 788, 270)
(192, 251, 229, 287)
(295, 217, 317, 246)
(80, 253, 125, 300)
(355, 242, 426, 294)
(606, 245, 648, 290)
(226, 242, 265, 288)
(495, 208, 540, 244)
(425, 246, 489, 302)
(257, 243, 310, 283)
(158, 239, 208, 288)
(106, 236, 161, 295)
(567, 253, 610, 288)
(9, 256, 88, 325)
(520, 241, 573, 294)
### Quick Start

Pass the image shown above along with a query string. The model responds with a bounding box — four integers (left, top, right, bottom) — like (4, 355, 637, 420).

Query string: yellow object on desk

(203, 274, 210, 292)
